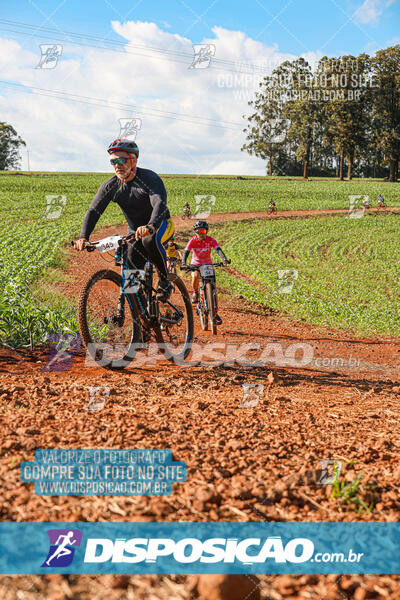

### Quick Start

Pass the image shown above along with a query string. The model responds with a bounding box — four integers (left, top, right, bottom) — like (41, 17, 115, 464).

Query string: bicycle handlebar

(180, 260, 231, 271)
(70, 232, 138, 252)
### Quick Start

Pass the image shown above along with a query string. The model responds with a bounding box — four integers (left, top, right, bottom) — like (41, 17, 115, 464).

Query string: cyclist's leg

(191, 270, 200, 303)
(214, 286, 220, 312)
(142, 218, 174, 296)
(213, 280, 222, 323)
(192, 271, 200, 292)
(127, 234, 147, 270)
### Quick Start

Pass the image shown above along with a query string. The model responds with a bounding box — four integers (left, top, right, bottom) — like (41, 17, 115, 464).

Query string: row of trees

(242, 45, 400, 181)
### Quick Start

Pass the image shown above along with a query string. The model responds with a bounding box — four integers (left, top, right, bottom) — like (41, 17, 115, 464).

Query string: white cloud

(0, 21, 321, 175)
(353, 0, 397, 24)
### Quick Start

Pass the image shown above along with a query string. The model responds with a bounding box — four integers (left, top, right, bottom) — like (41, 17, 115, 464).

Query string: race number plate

(97, 236, 122, 253)
(199, 264, 215, 277)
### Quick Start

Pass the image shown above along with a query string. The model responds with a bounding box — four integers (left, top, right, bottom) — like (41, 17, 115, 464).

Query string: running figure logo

(189, 44, 216, 69)
(41, 529, 82, 567)
(192, 194, 216, 219)
(36, 44, 63, 69)
(118, 118, 142, 140)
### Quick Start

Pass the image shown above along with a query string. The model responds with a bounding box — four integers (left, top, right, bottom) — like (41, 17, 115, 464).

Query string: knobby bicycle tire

(77, 269, 141, 370)
(205, 281, 217, 335)
(199, 288, 209, 331)
(153, 273, 194, 363)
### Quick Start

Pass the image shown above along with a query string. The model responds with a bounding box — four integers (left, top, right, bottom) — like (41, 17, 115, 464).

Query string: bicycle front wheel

(155, 273, 194, 363)
(78, 269, 141, 369)
(199, 289, 209, 331)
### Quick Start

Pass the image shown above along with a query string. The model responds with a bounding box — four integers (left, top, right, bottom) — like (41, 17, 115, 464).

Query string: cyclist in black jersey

(74, 139, 174, 300)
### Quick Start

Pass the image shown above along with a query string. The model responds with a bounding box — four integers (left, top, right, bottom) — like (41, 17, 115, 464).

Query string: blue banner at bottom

(0, 522, 399, 574)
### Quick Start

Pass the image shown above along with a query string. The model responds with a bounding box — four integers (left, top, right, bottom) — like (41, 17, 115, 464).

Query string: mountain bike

(72, 233, 193, 369)
(181, 261, 230, 335)
(268, 202, 277, 214)
(377, 197, 386, 209)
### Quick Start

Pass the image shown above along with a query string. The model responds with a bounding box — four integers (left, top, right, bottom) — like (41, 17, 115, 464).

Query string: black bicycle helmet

(193, 220, 209, 231)
(107, 138, 139, 157)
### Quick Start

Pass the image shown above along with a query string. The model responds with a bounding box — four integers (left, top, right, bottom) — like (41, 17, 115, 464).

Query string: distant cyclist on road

(377, 193, 386, 207)
(182, 220, 229, 324)
(165, 236, 182, 271)
(362, 195, 370, 209)
(74, 139, 174, 300)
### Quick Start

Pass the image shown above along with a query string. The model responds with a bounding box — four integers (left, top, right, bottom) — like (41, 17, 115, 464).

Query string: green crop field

(216, 214, 400, 336)
(1, 172, 399, 219)
(0, 171, 399, 347)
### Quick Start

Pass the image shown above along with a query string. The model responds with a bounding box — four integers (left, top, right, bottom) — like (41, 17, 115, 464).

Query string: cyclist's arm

(182, 249, 190, 265)
(210, 237, 228, 262)
(182, 239, 194, 265)
(147, 174, 169, 230)
(215, 246, 228, 262)
(79, 182, 113, 240)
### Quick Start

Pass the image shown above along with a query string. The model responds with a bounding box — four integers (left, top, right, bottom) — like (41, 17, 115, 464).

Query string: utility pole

(27, 149, 30, 172)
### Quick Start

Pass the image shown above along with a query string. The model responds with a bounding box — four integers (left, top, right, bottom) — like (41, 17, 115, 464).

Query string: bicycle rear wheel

(205, 281, 217, 335)
(78, 269, 141, 369)
(155, 273, 194, 363)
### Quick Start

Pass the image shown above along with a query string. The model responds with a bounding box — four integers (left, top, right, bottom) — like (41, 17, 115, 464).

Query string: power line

(0, 80, 245, 130)
(0, 18, 273, 75)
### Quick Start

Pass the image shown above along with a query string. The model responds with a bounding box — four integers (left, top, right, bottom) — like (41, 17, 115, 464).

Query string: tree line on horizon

(242, 45, 400, 182)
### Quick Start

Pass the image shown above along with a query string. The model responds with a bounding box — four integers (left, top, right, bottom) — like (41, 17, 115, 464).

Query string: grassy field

(216, 214, 400, 336)
(1, 172, 399, 221)
(0, 172, 399, 347)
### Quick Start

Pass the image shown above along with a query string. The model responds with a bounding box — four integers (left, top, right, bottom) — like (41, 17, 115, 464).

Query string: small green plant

(330, 472, 375, 513)
(8, 456, 19, 470)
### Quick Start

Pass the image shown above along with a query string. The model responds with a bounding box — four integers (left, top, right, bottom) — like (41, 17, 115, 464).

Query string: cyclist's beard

(115, 166, 130, 180)
(117, 156, 136, 183)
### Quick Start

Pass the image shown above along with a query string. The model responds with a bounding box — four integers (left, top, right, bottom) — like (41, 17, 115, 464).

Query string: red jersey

(185, 235, 219, 265)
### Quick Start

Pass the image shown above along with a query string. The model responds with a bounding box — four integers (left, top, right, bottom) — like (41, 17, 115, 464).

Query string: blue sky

(0, 0, 398, 173)
(2, 0, 398, 56)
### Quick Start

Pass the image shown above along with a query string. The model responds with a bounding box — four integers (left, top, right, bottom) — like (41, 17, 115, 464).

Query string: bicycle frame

(75, 232, 186, 335)
(184, 263, 221, 312)
(199, 271, 216, 312)
(118, 239, 184, 329)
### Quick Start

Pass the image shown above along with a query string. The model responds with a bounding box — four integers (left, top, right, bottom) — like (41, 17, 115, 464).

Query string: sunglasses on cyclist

(110, 157, 129, 166)
(196, 229, 207, 235)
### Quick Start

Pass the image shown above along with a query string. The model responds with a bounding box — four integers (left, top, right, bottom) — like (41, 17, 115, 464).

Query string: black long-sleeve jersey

(79, 167, 170, 240)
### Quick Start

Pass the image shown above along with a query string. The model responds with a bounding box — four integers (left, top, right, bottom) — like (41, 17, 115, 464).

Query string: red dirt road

(175, 205, 400, 227)
(1, 212, 400, 598)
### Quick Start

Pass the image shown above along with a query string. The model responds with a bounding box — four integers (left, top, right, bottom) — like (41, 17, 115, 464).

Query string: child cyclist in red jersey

(182, 220, 229, 325)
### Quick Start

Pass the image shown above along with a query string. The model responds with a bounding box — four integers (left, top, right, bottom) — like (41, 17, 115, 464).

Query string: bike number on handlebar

(199, 264, 215, 278)
(97, 235, 122, 253)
